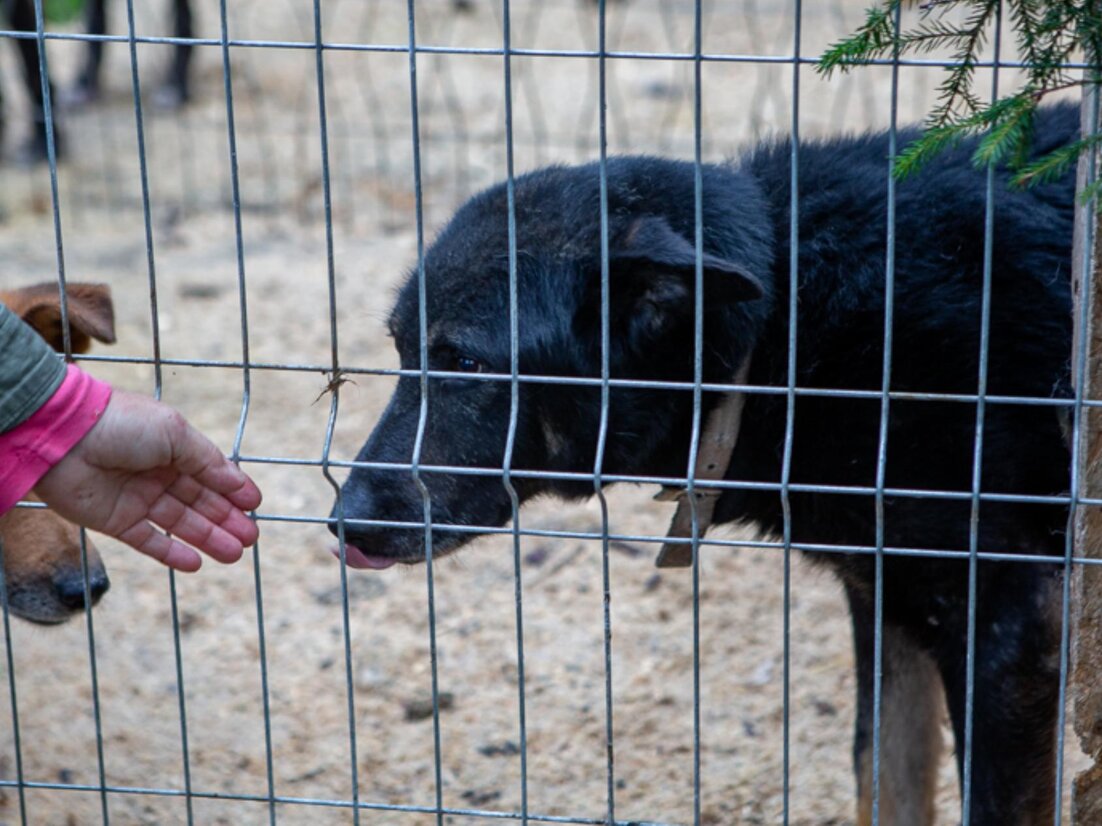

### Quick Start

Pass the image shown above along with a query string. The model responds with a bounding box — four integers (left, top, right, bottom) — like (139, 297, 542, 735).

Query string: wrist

(0, 364, 113, 515)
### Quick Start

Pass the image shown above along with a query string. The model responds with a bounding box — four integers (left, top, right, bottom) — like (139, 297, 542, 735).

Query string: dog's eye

(455, 354, 484, 374)
(434, 345, 486, 378)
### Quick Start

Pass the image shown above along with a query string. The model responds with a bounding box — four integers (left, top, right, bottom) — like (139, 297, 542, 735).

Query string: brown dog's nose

(54, 570, 110, 611)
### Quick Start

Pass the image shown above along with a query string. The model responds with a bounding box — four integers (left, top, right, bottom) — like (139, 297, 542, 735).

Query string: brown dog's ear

(0, 282, 116, 354)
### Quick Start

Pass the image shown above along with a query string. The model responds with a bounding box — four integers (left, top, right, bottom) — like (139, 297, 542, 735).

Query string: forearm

(0, 300, 114, 515)
(0, 302, 67, 433)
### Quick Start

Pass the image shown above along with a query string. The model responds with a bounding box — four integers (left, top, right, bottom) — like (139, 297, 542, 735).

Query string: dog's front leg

(847, 585, 942, 826)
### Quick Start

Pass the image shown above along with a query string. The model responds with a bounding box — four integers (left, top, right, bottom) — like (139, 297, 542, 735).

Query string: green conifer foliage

(819, 0, 1102, 198)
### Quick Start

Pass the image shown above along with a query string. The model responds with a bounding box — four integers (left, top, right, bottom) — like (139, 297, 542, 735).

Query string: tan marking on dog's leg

(856, 626, 942, 826)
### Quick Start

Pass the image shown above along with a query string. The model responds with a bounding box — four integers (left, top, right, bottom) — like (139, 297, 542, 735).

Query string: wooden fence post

(1071, 84, 1102, 824)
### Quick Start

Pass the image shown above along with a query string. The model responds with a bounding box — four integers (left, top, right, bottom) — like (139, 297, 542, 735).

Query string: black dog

(332, 103, 1078, 825)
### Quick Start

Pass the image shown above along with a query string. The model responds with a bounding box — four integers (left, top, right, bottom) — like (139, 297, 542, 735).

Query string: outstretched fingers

(115, 520, 204, 572)
(143, 486, 252, 565)
(166, 473, 259, 548)
(149, 409, 261, 567)
(165, 411, 262, 511)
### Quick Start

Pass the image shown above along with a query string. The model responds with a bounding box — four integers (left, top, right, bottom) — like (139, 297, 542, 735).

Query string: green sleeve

(0, 303, 66, 434)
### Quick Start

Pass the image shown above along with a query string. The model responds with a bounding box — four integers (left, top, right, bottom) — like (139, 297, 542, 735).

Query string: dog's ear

(0, 282, 116, 354)
(608, 215, 763, 343)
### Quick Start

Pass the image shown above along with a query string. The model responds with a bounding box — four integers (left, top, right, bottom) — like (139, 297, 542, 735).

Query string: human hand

(33, 390, 262, 572)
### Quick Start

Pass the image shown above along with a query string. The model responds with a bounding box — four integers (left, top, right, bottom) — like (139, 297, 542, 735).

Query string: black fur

(332, 103, 1078, 824)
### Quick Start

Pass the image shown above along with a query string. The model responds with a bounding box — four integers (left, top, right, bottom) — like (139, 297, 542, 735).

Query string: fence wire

(0, 0, 1095, 824)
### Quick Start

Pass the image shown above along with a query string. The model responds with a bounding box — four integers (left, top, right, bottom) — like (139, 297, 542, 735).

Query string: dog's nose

(54, 569, 111, 611)
(328, 492, 375, 543)
(329, 515, 375, 550)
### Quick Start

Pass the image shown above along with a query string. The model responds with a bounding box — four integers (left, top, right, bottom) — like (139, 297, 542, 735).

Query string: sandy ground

(0, 1, 1080, 824)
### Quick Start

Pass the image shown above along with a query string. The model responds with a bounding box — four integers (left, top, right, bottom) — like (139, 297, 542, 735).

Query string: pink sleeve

(0, 364, 113, 515)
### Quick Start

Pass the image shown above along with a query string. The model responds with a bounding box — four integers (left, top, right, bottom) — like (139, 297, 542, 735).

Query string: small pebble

(477, 740, 520, 757)
(403, 691, 455, 721)
(523, 546, 551, 567)
(461, 789, 502, 806)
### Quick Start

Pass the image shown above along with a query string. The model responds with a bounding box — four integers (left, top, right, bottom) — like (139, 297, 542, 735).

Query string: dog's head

(331, 157, 773, 567)
(0, 283, 114, 623)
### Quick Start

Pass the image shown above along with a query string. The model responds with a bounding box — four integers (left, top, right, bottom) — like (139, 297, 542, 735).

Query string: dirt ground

(0, 1, 1081, 824)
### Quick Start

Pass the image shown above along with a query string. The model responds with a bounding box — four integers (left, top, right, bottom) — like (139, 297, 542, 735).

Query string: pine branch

(819, 0, 1101, 196)
(1013, 134, 1102, 187)
(894, 123, 972, 178)
(972, 96, 1036, 167)
(896, 20, 976, 55)
(819, 2, 900, 77)
(1079, 176, 1102, 207)
(925, 0, 999, 126)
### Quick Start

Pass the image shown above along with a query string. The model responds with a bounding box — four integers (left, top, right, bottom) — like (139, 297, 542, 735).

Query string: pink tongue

(331, 542, 398, 570)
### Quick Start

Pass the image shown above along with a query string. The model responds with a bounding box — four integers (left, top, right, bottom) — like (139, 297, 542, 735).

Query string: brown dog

(0, 283, 115, 624)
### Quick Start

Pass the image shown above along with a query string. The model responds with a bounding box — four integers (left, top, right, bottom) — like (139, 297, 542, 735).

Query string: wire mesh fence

(0, 0, 1094, 824)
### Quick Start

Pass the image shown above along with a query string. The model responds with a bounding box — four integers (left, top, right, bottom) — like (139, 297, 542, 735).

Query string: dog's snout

(329, 484, 371, 538)
(329, 471, 437, 564)
(333, 525, 375, 555)
(54, 569, 110, 611)
(328, 484, 380, 549)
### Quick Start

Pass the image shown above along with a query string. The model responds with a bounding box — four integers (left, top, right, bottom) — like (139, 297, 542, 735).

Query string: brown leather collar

(654, 355, 752, 568)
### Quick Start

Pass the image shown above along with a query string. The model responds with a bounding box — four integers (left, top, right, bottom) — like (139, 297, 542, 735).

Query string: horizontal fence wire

(0, 27, 1098, 72)
(0, 0, 1095, 824)
(0, 779, 690, 826)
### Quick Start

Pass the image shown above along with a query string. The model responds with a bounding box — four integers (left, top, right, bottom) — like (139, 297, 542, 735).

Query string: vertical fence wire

(311, 0, 362, 821)
(961, 7, 1004, 822)
(165, 459, 191, 819)
(29, 0, 69, 359)
(77, 528, 109, 824)
(317, 319, 359, 821)
(403, 4, 447, 824)
(869, 4, 903, 824)
(28, 2, 111, 823)
(244, 391, 276, 823)
(215, 0, 276, 820)
(497, 1, 531, 824)
(780, 0, 803, 821)
(0, 539, 27, 825)
(688, 0, 705, 823)
(590, 2, 618, 823)
(116, 0, 196, 820)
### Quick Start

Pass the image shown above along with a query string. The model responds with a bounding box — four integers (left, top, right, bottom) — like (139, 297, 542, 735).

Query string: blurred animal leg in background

(67, 0, 193, 109)
(4, 0, 64, 165)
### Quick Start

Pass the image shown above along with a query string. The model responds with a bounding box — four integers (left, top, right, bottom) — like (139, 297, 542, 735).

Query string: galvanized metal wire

(0, 1, 1095, 824)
